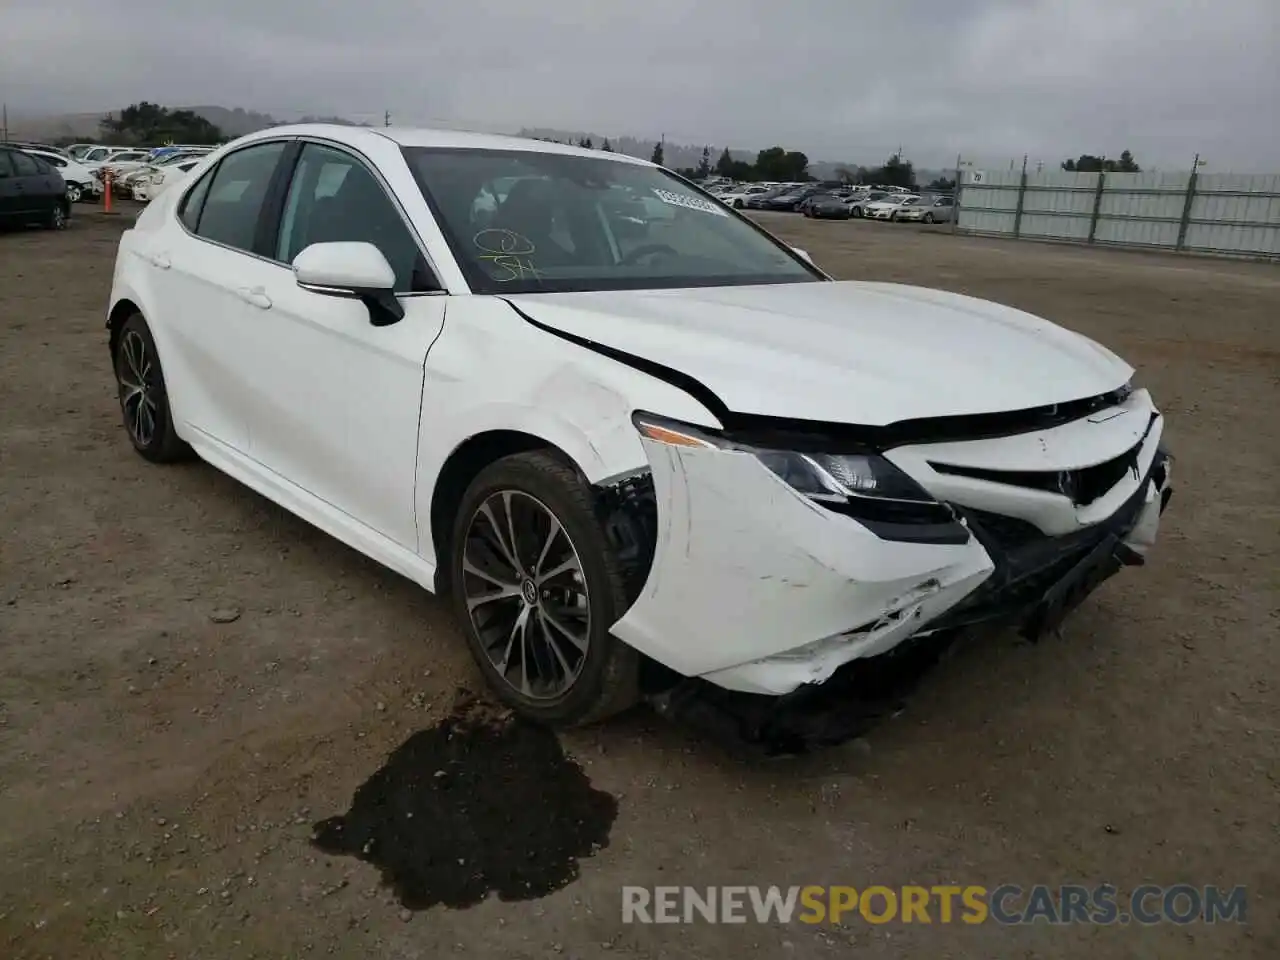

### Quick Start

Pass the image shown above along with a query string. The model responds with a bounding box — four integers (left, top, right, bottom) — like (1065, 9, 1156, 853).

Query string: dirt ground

(1, 207, 1277, 959)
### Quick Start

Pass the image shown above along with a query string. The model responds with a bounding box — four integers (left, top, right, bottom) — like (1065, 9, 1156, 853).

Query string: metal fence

(954, 166, 1280, 260)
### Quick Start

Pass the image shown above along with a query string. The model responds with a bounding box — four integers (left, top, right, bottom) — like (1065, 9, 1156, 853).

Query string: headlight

(632, 412, 966, 542)
(751, 450, 933, 502)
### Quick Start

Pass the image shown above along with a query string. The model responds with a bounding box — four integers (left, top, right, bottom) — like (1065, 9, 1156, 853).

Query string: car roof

(235, 123, 654, 167)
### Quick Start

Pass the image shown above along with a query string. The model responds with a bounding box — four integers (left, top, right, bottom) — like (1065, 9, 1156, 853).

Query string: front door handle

(236, 286, 273, 310)
(149, 252, 171, 269)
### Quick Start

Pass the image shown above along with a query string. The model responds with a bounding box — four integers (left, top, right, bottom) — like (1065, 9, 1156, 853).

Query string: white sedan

(130, 158, 201, 202)
(21, 149, 101, 202)
(106, 125, 1172, 726)
(865, 194, 921, 220)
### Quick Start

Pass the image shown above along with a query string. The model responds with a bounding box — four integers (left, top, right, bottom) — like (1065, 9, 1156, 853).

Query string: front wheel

(923, 213, 935, 224)
(66, 184, 82, 203)
(450, 451, 640, 726)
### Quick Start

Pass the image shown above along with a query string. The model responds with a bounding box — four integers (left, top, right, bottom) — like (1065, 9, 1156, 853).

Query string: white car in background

(99, 151, 158, 183)
(105, 124, 1172, 731)
(131, 157, 202, 202)
(120, 152, 207, 195)
(79, 145, 135, 167)
(716, 184, 771, 208)
(865, 194, 921, 221)
(21, 148, 102, 202)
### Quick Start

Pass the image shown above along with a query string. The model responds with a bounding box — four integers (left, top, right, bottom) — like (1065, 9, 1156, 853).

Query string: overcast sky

(3, 0, 1277, 170)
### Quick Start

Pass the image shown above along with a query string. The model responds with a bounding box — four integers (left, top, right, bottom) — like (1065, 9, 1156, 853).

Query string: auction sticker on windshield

(652, 188, 729, 217)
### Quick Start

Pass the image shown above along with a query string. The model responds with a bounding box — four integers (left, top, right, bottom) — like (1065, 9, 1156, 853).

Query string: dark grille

(961, 508, 1045, 550)
(931, 438, 1144, 507)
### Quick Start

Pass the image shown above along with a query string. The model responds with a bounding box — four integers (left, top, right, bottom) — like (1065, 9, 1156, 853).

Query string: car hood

(506, 281, 1132, 426)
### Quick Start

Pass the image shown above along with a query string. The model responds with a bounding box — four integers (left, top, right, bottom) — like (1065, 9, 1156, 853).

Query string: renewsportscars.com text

(621, 884, 1248, 926)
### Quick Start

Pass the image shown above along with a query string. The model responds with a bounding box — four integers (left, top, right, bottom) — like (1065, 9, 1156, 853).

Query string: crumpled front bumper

(610, 401, 1171, 697)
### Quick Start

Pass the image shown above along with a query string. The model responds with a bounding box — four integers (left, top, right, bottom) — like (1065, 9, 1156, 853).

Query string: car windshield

(404, 147, 821, 295)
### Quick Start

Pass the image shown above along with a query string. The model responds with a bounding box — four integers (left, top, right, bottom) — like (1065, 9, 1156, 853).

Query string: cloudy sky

(3, 0, 1277, 170)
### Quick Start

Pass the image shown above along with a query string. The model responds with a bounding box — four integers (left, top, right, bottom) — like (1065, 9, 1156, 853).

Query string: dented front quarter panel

(609, 439, 995, 695)
(414, 297, 720, 563)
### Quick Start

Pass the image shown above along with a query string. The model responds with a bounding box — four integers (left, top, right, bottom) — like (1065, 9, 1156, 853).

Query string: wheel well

(107, 299, 140, 356)
(429, 430, 557, 593)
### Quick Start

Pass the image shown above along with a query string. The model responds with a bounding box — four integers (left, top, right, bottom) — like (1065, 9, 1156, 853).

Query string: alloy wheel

(52, 206, 67, 229)
(461, 489, 591, 700)
(67, 185, 82, 203)
(117, 329, 159, 447)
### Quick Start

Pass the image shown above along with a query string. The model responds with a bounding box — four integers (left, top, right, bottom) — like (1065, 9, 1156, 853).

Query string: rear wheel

(450, 451, 639, 726)
(112, 313, 190, 462)
(46, 202, 68, 230)
(923, 212, 935, 224)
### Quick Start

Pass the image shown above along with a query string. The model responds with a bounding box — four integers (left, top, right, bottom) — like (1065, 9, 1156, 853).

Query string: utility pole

(384, 110, 391, 127)
(1, 103, 8, 143)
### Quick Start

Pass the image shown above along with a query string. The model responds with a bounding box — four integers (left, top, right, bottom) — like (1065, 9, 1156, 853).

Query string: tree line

(1062, 150, 1140, 172)
(98, 102, 225, 145)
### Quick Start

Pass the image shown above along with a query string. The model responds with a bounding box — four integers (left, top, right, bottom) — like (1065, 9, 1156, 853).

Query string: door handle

(149, 252, 171, 269)
(236, 287, 273, 310)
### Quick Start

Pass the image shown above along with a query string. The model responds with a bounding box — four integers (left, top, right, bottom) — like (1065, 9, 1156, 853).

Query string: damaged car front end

(601, 386, 1172, 752)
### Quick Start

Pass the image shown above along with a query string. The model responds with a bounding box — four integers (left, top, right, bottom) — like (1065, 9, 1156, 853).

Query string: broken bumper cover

(611, 420, 1172, 697)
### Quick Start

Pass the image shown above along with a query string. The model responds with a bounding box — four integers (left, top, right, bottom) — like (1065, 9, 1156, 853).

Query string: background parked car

(98, 151, 156, 188)
(131, 158, 202, 202)
(865, 194, 922, 220)
(744, 185, 797, 210)
(799, 188, 854, 215)
(21, 148, 102, 203)
(806, 192, 855, 219)
(718, 184, 770, 208)
(895, 194, 956, 224)
(0, 146, 70, 229)
(79, 145, 133, 166)
(845, 190, 893, 217)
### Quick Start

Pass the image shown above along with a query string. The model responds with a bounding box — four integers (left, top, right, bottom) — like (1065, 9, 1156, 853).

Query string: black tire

(46, 201, 69, 230)
(923, 213, 935, 224)
(112, 313, 190, 463)
(66, 183, 83, 203)
(449, 450, 640, 726)
(852, 207, 863, 218)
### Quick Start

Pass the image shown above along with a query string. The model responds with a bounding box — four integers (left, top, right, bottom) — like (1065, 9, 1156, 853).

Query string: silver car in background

(897, 195, 956, 224)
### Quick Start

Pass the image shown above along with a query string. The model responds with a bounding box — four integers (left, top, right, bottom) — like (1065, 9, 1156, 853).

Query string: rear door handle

(236, 287, 272, 310)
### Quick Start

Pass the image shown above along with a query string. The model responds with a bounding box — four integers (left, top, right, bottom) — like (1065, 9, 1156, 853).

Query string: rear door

(0, 151, 17, 219)
(27, 155, 66, 208)
(142, 139, 292, 453)
(8, 150, 48, 218)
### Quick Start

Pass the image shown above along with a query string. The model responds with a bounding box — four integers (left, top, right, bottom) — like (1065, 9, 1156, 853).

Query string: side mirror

(791, 246, 814, 265)
(293, 241, 405, 327)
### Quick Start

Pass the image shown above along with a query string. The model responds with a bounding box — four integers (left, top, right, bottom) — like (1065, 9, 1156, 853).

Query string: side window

(33, 157, 55, 175)
(192, 142, 287, 252)
(178, 167, 216, 233)
(11, 152, 40, 177)
(276, 143, 431, 293)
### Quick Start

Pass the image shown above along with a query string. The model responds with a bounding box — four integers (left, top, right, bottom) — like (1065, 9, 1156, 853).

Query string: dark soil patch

(311, 695, 617, 910)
